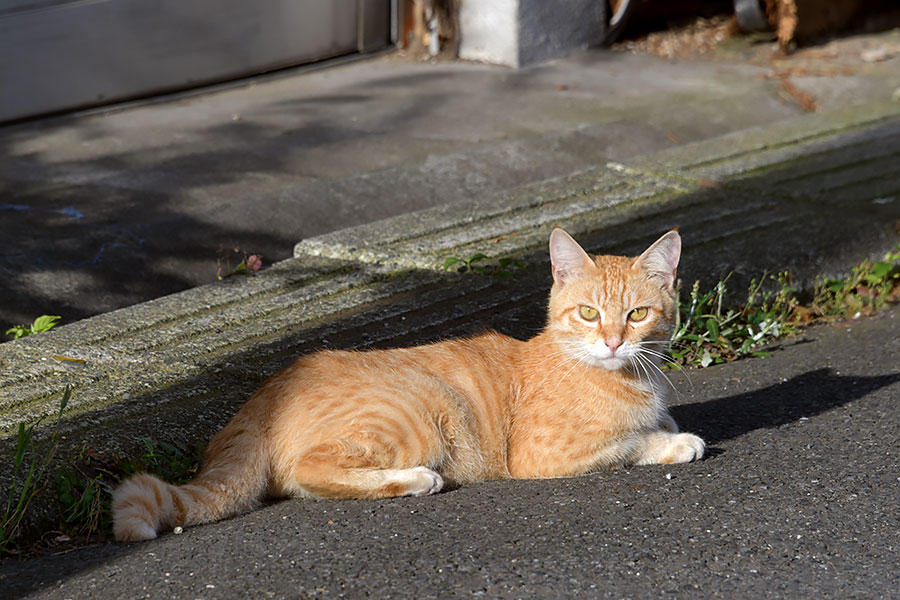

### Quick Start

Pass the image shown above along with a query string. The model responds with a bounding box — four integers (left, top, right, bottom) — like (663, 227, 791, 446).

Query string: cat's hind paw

(404, 466, 444, 496)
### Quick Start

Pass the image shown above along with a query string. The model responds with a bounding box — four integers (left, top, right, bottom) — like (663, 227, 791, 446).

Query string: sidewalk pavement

(0, 32, 899, 564)
(3, 306, 899, 598)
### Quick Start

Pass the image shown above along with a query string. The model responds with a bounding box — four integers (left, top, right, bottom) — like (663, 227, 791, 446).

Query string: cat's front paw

(660, 433, 705, 464)
(632, 431, 705, 466)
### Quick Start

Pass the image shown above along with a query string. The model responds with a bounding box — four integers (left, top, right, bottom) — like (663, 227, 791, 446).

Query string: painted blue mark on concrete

(58, 207, 85, 220)
(1, 204, 85, 220)
(88, 229, 146, 266)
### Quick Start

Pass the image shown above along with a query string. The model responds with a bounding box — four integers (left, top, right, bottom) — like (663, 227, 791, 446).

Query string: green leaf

(705, 318, 720, 339)
(15, 423, 28, 467)
(58, 386, 71, 418)
(31, 315, 61, 334)
(869, 261, 893, 280)
(749, 351, 772, 358)
(466, 253, 488, 265)
(5, 325, 30, 340)
(443, 257, 462, 269)
(229, 258, 253, 277)
(158, 441, 180, 456)
(826, 280, 846, 293)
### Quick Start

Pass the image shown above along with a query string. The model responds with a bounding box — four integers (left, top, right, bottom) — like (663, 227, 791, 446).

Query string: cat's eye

(578, 305, 599, 321)
(628, 307, 649, 322)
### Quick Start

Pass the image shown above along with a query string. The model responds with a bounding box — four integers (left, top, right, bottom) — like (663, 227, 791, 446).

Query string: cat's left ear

(634, 229, 681, 291)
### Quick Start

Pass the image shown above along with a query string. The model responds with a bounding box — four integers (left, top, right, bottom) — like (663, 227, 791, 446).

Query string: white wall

(458, 0, 606, 68)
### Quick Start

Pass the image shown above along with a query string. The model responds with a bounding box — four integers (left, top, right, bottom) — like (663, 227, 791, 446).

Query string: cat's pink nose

(606, 337, 622, 353)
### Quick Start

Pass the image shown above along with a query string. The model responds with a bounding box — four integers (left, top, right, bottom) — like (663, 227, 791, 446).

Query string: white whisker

(635, 351, 675, 394)
(635, 342, 693, 390)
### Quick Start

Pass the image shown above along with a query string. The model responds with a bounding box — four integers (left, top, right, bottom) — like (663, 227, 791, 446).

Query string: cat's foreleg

(658, 411, 679, 433)
(629, 430, 705, 465)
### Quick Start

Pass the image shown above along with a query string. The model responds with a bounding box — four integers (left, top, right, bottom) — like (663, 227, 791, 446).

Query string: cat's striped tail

(112, 417, 270, 542)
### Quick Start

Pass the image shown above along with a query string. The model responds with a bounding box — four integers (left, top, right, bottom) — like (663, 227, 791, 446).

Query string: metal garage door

(0, 0, 391, 123)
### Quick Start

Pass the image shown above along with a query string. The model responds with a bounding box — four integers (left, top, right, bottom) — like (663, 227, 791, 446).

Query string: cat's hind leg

(292, 463, 444, 500)
(277, 439, 445, 500)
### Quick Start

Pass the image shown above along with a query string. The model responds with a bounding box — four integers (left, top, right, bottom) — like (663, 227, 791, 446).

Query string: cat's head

(546, 228, 680, 371)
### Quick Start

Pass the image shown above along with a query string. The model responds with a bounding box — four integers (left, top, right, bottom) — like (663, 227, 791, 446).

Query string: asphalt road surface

(3, 307, 899, 599)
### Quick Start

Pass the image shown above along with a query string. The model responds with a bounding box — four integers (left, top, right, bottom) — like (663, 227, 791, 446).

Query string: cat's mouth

(558, 339, 636, 371)
(570, 344, 630, 371)
(592, 356, 627, 371)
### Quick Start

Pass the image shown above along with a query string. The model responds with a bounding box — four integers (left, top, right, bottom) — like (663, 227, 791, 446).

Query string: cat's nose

(606, 337, 622, 353)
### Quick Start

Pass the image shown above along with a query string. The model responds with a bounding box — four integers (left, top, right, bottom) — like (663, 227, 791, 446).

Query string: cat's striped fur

(112, 228, 704, 541)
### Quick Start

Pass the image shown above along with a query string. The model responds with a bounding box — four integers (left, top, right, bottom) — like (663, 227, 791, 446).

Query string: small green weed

(1, 387, 69, 555)
(54, 438, 203, 540)
(5, 315, 61, 340)
(120, 439, 203, 485)
(0, 380, 203, 549)
(443, 253, 526, 279)
(56, 464, 109, 538)
(217, 248, 263, 280)
(669, 272, 799, 368)
(812, 244, 900, 318)
(669, 243, 900, 368)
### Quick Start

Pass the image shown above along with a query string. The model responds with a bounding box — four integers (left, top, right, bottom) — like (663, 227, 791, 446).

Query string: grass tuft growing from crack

(811, 245, 900, 319)
(669, 244, 899, 368)
(54, 439, 203, 542)
(1, 387, 69, 555)
(1, 384, 203, 557)
(670, 272, 800, 368)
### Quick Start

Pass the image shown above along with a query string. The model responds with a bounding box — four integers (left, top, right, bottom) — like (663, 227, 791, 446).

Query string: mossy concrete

(1, 96, 898, 538)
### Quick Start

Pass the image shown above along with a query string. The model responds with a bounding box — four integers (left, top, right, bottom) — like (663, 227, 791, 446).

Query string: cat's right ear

(549, 227, 595, 285)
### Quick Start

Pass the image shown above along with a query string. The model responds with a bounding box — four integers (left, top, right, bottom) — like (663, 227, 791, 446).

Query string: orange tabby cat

(112, 228, 704, 541)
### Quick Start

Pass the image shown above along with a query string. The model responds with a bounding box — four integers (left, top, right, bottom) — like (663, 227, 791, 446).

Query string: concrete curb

(1, 98, 898, 533)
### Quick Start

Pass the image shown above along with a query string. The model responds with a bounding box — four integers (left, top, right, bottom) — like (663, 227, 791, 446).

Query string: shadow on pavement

(0, 541, 133, 600)
(672, 368, 900, 446)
